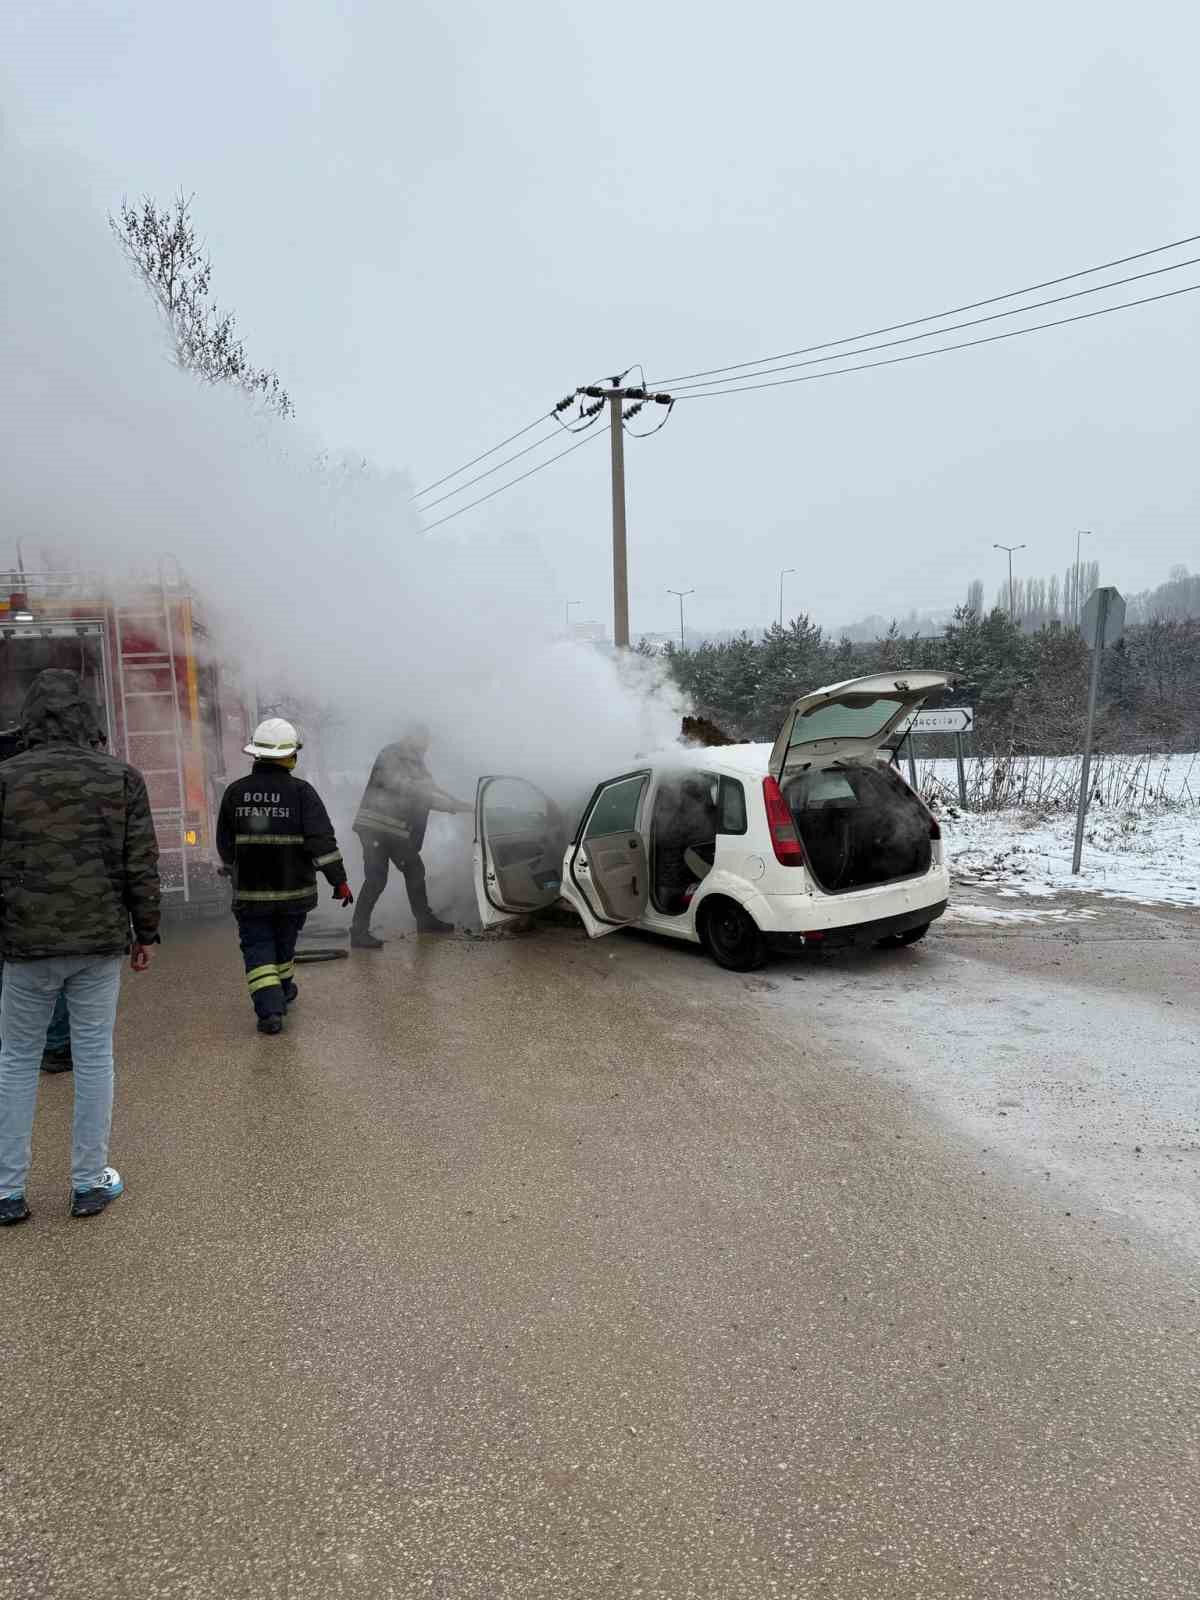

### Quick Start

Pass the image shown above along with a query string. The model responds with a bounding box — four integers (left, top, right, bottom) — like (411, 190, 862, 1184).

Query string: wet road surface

(3, 906, 1198, 1599)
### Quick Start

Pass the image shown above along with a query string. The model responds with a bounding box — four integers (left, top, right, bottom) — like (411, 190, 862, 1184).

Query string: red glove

(333, 882, 354, 906)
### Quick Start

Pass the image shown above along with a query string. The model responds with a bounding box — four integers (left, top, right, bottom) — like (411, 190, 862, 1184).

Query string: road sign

(1080, 587, 1125, 649)
(911, 708, 974, 734)
(897, 706, 975, 807)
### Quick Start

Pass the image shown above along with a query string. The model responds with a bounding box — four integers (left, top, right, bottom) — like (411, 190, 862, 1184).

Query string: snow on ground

(945, 900, 1097, 926)
(918, 750, 1200, 907)
(918, 751, 1200, 808)
(942, 805, 1200, 907)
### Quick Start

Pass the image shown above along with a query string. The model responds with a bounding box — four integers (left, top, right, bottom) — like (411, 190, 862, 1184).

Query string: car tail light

(762, 776, 805, 866)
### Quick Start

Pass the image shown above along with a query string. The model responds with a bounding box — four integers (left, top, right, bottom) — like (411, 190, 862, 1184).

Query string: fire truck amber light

(184, 830, 198, 845)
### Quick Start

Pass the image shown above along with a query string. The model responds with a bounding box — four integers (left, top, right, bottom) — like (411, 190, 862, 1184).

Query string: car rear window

(789, 695, 909, 750)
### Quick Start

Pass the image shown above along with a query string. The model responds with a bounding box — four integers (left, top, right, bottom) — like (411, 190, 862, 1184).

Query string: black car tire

(701, 898, 768, 972)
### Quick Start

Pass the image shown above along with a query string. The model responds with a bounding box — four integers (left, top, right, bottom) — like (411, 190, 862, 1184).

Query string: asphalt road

(3, 902, 1198, 1599)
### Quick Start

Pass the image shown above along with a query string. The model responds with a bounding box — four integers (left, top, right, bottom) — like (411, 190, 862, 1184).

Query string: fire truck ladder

(113, 573, 190, 901)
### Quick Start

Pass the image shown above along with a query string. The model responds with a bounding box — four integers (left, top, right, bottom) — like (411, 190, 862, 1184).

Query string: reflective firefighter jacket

(353, 738, 463, 850)
(0, 670, 161, 960)
(217, 761, 346, 913)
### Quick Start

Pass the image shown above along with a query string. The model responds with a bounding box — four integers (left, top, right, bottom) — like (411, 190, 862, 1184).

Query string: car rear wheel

(876, 922, 930, 949)
(701, 898, 768, 971)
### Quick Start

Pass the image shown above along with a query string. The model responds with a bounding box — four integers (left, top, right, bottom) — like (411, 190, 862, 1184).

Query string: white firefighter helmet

(244, 716, 302, 759)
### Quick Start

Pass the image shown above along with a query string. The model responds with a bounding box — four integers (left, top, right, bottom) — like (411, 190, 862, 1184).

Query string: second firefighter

(217, 718, 353, 1035)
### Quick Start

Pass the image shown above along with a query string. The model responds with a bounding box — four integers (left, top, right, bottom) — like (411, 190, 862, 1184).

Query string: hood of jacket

(392, 734, 431, 767)
(19, 669, 104, 750)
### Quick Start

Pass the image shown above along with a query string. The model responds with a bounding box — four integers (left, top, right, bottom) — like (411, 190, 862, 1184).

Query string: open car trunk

(783, 763, 932, 894)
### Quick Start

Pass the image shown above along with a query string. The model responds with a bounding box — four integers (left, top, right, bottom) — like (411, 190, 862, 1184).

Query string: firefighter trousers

(236, 910, 308, 1019)
(351, 831, 432, 931)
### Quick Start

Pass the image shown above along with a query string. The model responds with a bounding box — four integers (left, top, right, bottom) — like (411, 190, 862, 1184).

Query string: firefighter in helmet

(217, 718, 353, 1035)
(350, 722, 472, 948)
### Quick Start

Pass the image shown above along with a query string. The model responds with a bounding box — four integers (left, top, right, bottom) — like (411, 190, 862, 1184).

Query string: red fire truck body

(0, 562, 250, 909)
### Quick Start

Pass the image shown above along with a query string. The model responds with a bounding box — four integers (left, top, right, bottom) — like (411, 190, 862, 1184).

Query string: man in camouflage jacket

(0, 670, 160, 1225)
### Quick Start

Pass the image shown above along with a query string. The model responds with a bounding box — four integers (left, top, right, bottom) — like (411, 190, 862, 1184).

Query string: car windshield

(789, 694, 910, 749)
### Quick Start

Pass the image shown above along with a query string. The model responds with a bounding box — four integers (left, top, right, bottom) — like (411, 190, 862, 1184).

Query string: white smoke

(0, 127, 684, 926)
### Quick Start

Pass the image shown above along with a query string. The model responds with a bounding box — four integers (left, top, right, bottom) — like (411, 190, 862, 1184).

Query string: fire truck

(0, 559, 251, 912)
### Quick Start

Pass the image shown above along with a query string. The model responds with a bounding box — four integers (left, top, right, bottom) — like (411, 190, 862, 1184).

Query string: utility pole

(572, 381, 675, 648)
(667, 588, 694, 652)
(993, 543, 1026, 625)
(779, 566, 796, 629)
(608, 397, 629, 648)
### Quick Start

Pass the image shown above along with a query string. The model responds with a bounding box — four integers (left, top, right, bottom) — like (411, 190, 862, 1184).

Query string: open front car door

(473, 776, 568, 928)
(559, 770, 651, 939)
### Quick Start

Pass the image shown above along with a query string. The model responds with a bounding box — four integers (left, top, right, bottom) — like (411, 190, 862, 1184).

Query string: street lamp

(993, 544, 1026, 625)
(778, 567, 797, 629)
(667, 587, 694, 652)
(565, 599, 581, 632)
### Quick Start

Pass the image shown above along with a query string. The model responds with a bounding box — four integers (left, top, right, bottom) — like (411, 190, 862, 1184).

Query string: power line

(622, 397, 676, 437)
(420, 427, 607, 533)
(667, 252, 1200, 393)
(417, 424, 584, 512)
(672, 279, 1200, 400)
(650, 230, 1200, 387)
(413, 413, 552, 499)
(413, 237, 1200, 540)
(553, 396, 608, 433)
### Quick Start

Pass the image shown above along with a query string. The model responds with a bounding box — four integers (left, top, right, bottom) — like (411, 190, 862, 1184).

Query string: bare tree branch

(109, 192, 293, 418)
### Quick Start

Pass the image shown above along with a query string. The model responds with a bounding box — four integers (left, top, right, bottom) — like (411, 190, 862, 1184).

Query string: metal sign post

(1072, 587, 1125, 874)
(903, 727, 919, 791)
(911, 708, 975, 808)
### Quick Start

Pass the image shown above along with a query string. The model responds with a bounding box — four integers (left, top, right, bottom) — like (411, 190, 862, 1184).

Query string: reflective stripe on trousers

(235, 912, 307, 1019)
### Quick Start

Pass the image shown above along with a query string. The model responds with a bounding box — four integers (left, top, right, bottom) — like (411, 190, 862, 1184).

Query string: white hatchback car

(472, 671, 954, 970)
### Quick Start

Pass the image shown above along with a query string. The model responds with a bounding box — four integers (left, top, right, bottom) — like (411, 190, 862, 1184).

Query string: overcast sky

(4, 0, 1198, 639)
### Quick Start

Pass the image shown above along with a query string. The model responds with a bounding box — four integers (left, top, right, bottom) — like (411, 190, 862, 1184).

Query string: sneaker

(0, 1193, 30, 1227)
(257, 1015, 284, 1036)
(350, 930, 385, 950)
(71, 1166, 124, 1218)
(416, 914, 454, 934)
(41, 1046, 73, 1074)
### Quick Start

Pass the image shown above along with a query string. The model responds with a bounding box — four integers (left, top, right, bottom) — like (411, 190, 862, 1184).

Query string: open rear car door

(769, 671, 957, 779)
(559, 770, 651, 939)
(473, 776, 568, 929)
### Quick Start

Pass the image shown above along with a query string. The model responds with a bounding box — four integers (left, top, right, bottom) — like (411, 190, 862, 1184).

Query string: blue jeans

(0, 961, 70, 1053)
(0, 955, 123, 1195)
